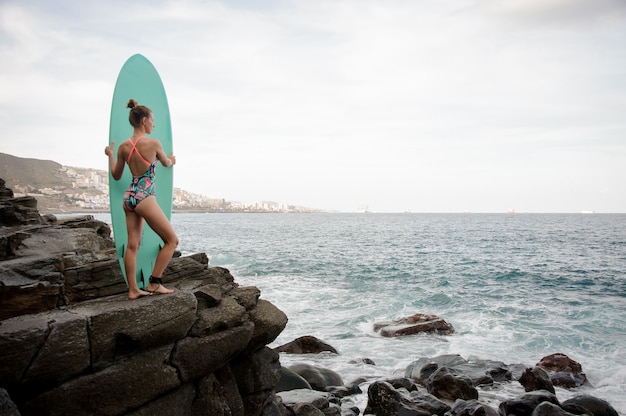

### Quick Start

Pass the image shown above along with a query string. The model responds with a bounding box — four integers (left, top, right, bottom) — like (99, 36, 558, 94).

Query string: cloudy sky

(1, 0, 625, 212)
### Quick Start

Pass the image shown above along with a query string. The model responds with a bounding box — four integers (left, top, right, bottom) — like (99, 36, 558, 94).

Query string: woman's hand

(168, 153, 176, 166)
(105, 142, 115, 157)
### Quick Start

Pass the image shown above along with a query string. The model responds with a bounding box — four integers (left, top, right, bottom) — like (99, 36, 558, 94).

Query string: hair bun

(127, 99, 138, 109)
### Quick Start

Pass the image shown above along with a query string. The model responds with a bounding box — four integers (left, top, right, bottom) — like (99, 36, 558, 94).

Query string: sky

(1, 0, 625, 213)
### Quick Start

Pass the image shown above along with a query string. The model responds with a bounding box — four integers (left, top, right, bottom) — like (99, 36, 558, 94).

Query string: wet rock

(373, 312, 454, 337)
(498, 390, 561, 416)
(448, 399, 499, 416)
(364, 380, 450, 416)
(562, 394, 618, 416)
(0, 388, 20, 416)
(275, 335, 338, 354)
(427, 367, 478, 401)
(519, 366, 555, 394)
(289, 363, 343, 391)
(325, 383, 362, 398)
(276, 367, 312, 392)
(276, 389, 342, 416)
(536, 353, 587, 388)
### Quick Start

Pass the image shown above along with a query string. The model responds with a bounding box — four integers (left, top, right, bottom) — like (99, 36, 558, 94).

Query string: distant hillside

(0, 152, 319, 213)
(0, 152, 67, 190)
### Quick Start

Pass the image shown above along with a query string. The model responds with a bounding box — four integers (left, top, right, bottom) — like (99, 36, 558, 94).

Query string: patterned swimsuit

(122, 136, 158, 211)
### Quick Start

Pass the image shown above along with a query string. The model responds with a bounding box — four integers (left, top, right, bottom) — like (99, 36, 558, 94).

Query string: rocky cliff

(0, 178, 289, 416)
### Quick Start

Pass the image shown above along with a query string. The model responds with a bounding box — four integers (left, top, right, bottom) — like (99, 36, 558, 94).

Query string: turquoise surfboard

(108, 54, 174, 289)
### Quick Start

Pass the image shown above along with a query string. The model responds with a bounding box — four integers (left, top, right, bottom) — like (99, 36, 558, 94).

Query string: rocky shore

(0, 177, 620, 416)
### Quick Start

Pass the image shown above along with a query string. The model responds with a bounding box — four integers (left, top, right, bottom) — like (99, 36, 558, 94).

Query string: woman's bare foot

(128, 289, 150, 300)
(147, 282, 174, 295)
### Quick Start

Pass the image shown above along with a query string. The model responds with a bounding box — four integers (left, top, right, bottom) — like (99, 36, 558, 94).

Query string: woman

(105, 99, 178, 299)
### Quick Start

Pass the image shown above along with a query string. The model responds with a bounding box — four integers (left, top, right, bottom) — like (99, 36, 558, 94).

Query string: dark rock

(289, 363, 343, 391)
(288, 393, 342, 416)
(427, 367, 478, 401)
(190, 292, 247, 337)
(348, 357, 375, 365)
(562, 395, 618, 416)
(373, 312, 454, 337)
(536, 353, 587, 388)
(173, 322, 255, 382)
(231, 347, 283, 416)
(325, 383, 362, 398)
(23, 345, 180, 416)
(448, 399, 499, 416)
(0, 388, 20, 416)
(519, 366, 555, 394)
(531, 401, 578, 416)
(0, 179, 14, 199)
(275, 335, 338, 354)
(407, 390, 451, 415)
(190, 373, 237, 416)
(0, 178, 290, 416)
(386, 377, 419, 392)
(405, 357, 441, 385)
(126, 383, 195, 416)
(291, 402, 325, 416)
(247, 299, 289, 352)
(231, 285, 261, 310)
(498, 390, 561, 416)
(364, 380, 450, 416)
(276, 367, 313, 392)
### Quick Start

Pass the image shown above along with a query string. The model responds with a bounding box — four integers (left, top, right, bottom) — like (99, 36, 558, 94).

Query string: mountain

(0, 153, 319, 213)
(0, 152, 67, 190)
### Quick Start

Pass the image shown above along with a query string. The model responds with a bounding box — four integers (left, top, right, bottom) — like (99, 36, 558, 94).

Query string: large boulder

(562, 395, 619, 416)
(427, 367, 478, 401)
(536, 353, 587, 388)
(373, 313, 454, 337)
(519, 366, 555, 393)
(498, 390, 561, 416)
(364, 380, 450, 416)
(288, 363, 343, 391)
(274, 335, 338, 354)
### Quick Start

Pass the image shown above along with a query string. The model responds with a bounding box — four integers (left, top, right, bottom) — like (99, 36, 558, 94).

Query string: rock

(448, 399, 499, 416)
(274, 335, 338, 354)
(373, 313, 454, 337)
(532, 401, 579, 416)
(498, 390, 561, 416)
(536, 353, 587, 388)
(231, 347, 282, 416)
(325, 383, 362, 398)
(288, 363, 343, 391)
(427, 367, 478, 401)
(23, 345, 180, 416)
(0, 212, 288, 416)
(364, 380, 450, 416)
(562, 395, 619, 416)
(276, 367, 313, 392)
(276, 389, 344, 415)
(0, 179, 13, 199)
(405, 357, 441, 385)
(519, 366, 555, 394)
(247, 299, 289, 352)
(406, 355, 513, 390)
(0, 388, 20, 416)
(386, 377, 419, 392)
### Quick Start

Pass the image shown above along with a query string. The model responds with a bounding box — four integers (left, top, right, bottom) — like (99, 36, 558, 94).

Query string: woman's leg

(124, 209, 150, 299)
(135, 196, 178, 294)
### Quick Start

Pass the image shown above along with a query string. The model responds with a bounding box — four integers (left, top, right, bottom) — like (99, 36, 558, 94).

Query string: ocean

(93, 212, 626, 413)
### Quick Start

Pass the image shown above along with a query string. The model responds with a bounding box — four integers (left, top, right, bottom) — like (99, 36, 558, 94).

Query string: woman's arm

(155, 141, 176, 168)
(105, 141, 126, 180)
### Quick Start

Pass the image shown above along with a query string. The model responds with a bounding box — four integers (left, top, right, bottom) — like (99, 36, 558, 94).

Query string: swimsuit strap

(127, 136, 152, 165)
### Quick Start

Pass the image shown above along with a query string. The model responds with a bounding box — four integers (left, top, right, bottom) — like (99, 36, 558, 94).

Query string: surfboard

(108, 54, 174, 289)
